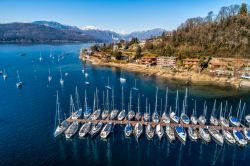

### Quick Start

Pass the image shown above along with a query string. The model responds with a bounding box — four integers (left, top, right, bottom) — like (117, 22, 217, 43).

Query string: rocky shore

(81, 55, 250, 89)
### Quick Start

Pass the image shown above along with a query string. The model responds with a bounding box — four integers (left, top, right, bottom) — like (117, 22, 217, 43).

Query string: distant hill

(123, 28, 166, 40)
(0, 23, 98, 43)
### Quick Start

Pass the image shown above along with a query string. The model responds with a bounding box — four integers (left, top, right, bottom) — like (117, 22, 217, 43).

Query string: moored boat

(124, 122, 133, 137)
(156, 124, 164, 141)
(134, 122, 143, 141)
(222, 129, 236, 145)
(199, 128, 211, 143)
(175, 125, 186, 144)
(180, 88, 190, 124)
(146, 124, 154, 140)
(188, 126, 198, 141)
(79, 122, 92, 137)
(233, 130, 247, 147)
(65, 121, 79, 139)
(210, 100, 219, 126)
(243, 128, 250, 141)
(90, 122, 103, 138)
(118, 87, 126, 121)
(208, 127, 224, 146)
(135, 95, 142, 121)
(166, 125, 175, 142)
(100, 122, 113, 139)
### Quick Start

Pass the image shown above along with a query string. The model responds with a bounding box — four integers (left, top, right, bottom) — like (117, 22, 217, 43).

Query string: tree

(112, 51, 122, 60)
(144, 40, 154, 50)
(205, 11, 214, 22)
(90, 45, 99, 52)
(239, 3, 247, 16)
(135, 45, 142, 59)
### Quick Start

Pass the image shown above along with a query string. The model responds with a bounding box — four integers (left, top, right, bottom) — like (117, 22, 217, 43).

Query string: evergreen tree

(239, 3, 247, 16)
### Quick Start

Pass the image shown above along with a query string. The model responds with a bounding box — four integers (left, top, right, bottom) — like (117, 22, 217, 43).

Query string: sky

(0, 0, 249, 34)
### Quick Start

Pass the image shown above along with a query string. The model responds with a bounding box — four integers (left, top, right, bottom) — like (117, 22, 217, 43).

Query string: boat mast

(96, 88, 99, 109)
(70, 95, 75, 115)
(236, 100, 242, 118)
(121, 86, 124, 110)
(129, 89, 132, 111)
(75, 86, 81, 111)
(184, 88, 188, 114)
(137, 94, 140, 114)
(112, 88, 115, 110)
(93, 91, 96, 111)
(164, 88, 168, 113)
(154, 88, 158, 113)
(160, 98, 163, 116)
(84, 90, 87, 111)
(56, 91, 62, 125)
(175, 90, 179, 116)
(17, 70, 21, 82)
(145, 98, 148, 114)
(219, 102, 222, 118)
(106, 89, 109, 112)
(212, 99, 217, 117)
(224, 101, 228, 118)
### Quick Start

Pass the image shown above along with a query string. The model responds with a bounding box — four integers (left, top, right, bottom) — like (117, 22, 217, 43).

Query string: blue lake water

(0, 44, 249, 166)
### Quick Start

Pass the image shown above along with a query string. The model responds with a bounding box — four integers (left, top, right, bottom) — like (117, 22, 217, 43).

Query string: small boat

(124, 122, 133, 137)
(170, 91, 180, 123)
(134, 122, 143, 141)
(109, 89, 119, 120)
(198, 102, 207, 125)
(64, 72, 69, 76)
(245, 115, 250, 126)
(229, 101, 242, 127)
(175, 126, 186, 144)
(83, 90, 92, 119)
(105, 77, 112, 90)
(219, 102, 229, 127)
(16, 70, 23, 88)
(166, 125, 175, 142)
(243, 128, 250, 141)
(100, 122, 113, 139)
(48, 69, 52, 82)
(132, 80, 139, 91)
(101, 90, 110, 120)
(208, 127, 224, 146)
(152, 88, 160, 123)
(210, 100, 219, 126)
(199, 128, 211, 143)
(79, 122, 92, 137)
(222, 130, 236, 144)
(39, 52, 43, 61)
(82, 69, 85, 73)
(120, 70, 126, 83)
(162, 89, 170, 124)
(127, 90, 135, 120)
(146, 124, 154, 140)
(156, 124, 164, 141)
(117, 109, 126, 121)
(233, 130, 247, 147)
(54, 92, 70, 137)
(188, 126, 198, 141)
(90, 122, 103, 138)
(71, 87, 82, 120)
(85, 73, 88, 77)
(135, 96, 141, 121)
(2, 70, 7, 80)
(90, 90, 101, 120)
(65, 121, 79, 139)
(59, 68, 64, 86)
(180, 88, 190, 124)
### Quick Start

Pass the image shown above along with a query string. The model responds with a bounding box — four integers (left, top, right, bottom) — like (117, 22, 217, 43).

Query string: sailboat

(190, 100, 198, 125)
(100, 122, 113, 139)
(135, 95, 142, 121)
(180, 88, 190, 124)
(243, 128, 250, 141)
(83, 90, 92, 119)
(156, 124, 164, 141)
(2, 69, 7, 80)
(143, 98, 150, 122)
(91, 89, 101, 120)
(127, 90, 135, 120)
(210, 100, 219, 126)
(229, 101, 242, 127)
(175, 125, 187, 144)
(65, 96, 78, 139)
(222, 129, 236, 144)
(59, 68, 64, 86)
(71, 86, 82, 120)
(188, 126, 198, 141)
(90, 122, 103, 138)
(233, 130, 247, 147)
(219, 102, 229, 127)
(199, 128, 211, 143)
(132, 80, 139, 91)
(48, 68, 52, 82)
(162, 89, 170, 124)
(134, 122, 143, 141)
(39, 52, 43, 61)
(120, 70, 126, 83)
(208, 127, 224, 146)
(101, 90, 110, 120)
(54, 92, 70, 137)
(198, 102, 207, 125)
(110, 89, 119, 120)
(117, 87, 126, 121)
(152, 88, 160, 123)
(79, 121, 92, 137)
(166, 125, 175, 142)
(124, 122, 133, 137)
(146, 124, 154, 140)
(245, 114, 250, 126)
(16, 70, 23, 88)
(170, 90, 180, 123)
(105, 77, 112, 90)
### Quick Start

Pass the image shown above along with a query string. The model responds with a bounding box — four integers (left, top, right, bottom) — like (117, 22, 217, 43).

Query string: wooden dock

(67, 117, 248, 131)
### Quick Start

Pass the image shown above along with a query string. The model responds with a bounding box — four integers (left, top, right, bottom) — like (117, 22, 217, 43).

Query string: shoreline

(82, 56, 250, 89)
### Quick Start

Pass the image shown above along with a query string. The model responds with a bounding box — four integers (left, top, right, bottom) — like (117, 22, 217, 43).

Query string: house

(182, 58, 200, 67)
(157, 56, 177, 67)
(140, 57, 157, 66)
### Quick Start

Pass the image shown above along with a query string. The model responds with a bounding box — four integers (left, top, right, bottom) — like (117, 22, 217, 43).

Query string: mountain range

(0, 21, 165, 43)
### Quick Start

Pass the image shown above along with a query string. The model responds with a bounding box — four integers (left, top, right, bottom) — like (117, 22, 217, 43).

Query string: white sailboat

(146, 124, 154, 140)
(83, 90, 92, 119)
(110, 89, 119, 120)
(198, 102, 207, 125)
(117, 87, 126, 121)
(2, 69, 7, 80)
(120, 70, 126, 83)
(208, 127, 224, 146)
(127, 90, 135, 121)
(124, 122, 133, 137)
(91, 89, 101, 120)
(59, 68, 64, 86)
(210, 100, 219, 126)
(39, 52, 43, 61)
(199, 128, 211, 143)
(170, 90, 180, 123)
(219, 102, 229, 127)
(71, 86, 82, 120)
(105, 77, 112, 90)
(48, 68, 52, 82)
(152, 88, 160, 123)
(132, 80, 139, 91)
(180, 88, 190, 124)
(229, 101, 242, 127)
(143, 98, 150, 122)
(222, 129, 236, 144)
(191, 100, 198, 125)
(54, 92, 70, 137)
(156, 124, 164, 141)
(65, 121, 78, 139)
(243, 128, 250, 141)
(101, 90, 110, 120)
(188, 126, 198, 141)
(135, 95, 142, 121)
(90, 122, 103, 138)
(79, 121, 92, 137)
(175, 125, 187, 144)
(162, 88, 170, 124)
(134, 122, 143, 141)
(100, 122, 113, 139)
(16, 70, 23, 88)
(166, 125, 175, 142)
(233, 130, 247, 147)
